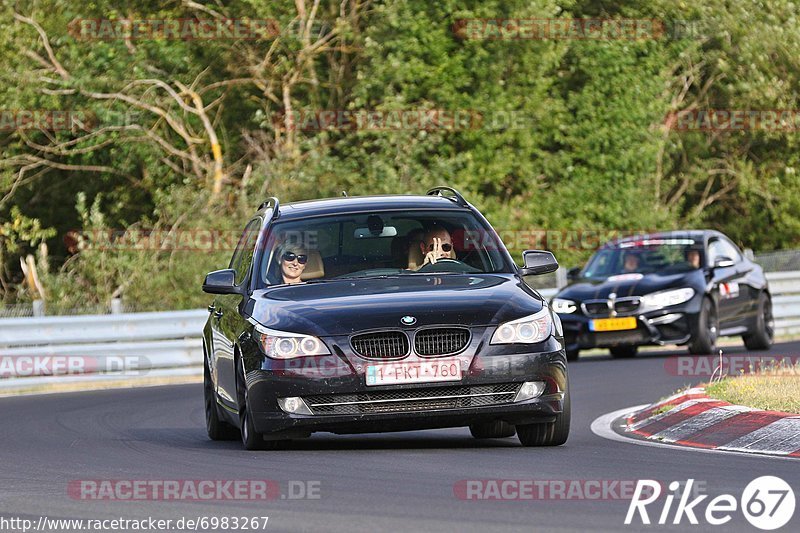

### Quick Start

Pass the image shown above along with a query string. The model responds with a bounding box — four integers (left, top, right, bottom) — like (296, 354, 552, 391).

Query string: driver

(418, 227, 455, 267)
(622, 252, 640, 273)
(685, 249, 701, 269)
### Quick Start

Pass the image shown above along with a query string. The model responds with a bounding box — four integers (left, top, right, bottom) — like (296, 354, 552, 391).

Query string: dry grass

(705, 364, 800, 413)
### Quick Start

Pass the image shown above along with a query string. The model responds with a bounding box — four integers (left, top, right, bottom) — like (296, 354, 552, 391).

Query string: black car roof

(260, 194, 471, 221)
(604, 229, 722, 248)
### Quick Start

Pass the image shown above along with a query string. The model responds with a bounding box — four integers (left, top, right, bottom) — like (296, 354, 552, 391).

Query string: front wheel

(688, 298, 718, 355)
(204, 361, 238, 441)
(236, 356, 276, 451)
(743, 293, 774, 350)
(517, 383, 570, 447)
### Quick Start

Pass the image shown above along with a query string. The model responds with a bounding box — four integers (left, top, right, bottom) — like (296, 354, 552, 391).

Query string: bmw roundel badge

(400, 315, 417, 326)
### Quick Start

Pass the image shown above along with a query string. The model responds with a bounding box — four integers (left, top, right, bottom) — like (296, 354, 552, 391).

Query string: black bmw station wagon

(202, 188, 569, 449)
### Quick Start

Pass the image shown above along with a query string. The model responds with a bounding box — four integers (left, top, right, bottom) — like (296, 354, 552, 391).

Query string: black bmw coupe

(202, 188, 570, 449)
(552, 230, 774, 360)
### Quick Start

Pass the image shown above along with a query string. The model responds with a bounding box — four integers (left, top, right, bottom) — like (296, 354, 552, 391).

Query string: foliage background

(1, 0, 799, 311)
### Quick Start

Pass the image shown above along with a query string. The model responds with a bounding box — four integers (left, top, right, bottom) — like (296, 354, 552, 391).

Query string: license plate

(590, 317, 637, 332)
(365, 360, 461, 386)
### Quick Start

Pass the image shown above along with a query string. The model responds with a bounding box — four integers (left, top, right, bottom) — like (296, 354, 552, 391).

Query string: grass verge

(705, 364, 800, 413)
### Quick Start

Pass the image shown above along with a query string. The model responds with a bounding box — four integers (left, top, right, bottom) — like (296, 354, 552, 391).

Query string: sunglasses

(428, 243, 453, 252)
(282, 252, 308, 264)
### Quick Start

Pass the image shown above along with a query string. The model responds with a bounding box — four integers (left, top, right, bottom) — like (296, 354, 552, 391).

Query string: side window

(229, 219, 262, 285)
(722, 239, 743, 262)
(708, 238, 741, 265)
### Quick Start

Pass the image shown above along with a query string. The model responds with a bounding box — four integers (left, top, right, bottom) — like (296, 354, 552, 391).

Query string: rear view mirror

(202, 269, 240, 294)
(354, 226, 398, 238)
(520, 250, 559, 276)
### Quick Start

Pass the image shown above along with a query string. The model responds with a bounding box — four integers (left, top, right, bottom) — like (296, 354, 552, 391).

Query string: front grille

(351, 331, 409, 359)
(583, 301, 609, 316)
(614, 298, 641, 315)
(305, 383, 520, 415)
(582, 297, 641, 317)
(414, 328, 470, 356)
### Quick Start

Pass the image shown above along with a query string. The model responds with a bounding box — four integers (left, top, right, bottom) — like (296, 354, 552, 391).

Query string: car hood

(556, 271, 703, 301)
(248, 274, 544, 336)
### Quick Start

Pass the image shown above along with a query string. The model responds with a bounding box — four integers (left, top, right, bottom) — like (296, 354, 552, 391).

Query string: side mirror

(202, 269, 241, 294)
(713, 256, 735, 269)
(567, 266, 581, 282)
(520, 250, 559, 276)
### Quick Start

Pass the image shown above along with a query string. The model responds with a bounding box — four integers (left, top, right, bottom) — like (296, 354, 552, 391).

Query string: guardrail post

(555, 267, 567, 289)
(111, 298, 123, 314)
(32, 300, 45, 317)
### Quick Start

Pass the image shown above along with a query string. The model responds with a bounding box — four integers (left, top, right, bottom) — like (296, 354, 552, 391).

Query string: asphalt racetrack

(2, 342, 799, 532)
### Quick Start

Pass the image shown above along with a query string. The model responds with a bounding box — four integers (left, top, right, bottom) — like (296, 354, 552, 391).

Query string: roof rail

(426, 186, 468, 207)
(258, 197, 280, 219)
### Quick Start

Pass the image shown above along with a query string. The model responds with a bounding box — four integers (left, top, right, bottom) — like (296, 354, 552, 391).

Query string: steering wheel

(416, 258, 471, 273)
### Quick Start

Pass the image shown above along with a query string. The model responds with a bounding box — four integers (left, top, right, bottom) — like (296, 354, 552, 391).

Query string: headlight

(640, 288, 695, 309)
(254, 325, 330, 359)
(551, 298, 577, 314)
(490, 308, 552, 345)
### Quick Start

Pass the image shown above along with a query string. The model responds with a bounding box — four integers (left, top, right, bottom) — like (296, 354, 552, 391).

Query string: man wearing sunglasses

(278, 247, 308, 284)
(418, 227, 455, 267)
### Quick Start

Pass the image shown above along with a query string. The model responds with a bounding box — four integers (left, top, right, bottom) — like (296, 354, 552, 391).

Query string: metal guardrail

(0, 271, 798, 380)
(0, 310, 206, 379)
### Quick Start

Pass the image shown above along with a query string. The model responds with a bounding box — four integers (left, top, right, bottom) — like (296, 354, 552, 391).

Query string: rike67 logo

(626, 477, 795, 530)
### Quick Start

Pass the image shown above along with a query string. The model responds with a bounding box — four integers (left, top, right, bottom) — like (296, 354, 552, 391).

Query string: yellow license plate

(591, 317, 637, 332)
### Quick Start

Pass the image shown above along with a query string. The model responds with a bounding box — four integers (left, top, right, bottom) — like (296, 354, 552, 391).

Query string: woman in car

(267, 243, 308, 285)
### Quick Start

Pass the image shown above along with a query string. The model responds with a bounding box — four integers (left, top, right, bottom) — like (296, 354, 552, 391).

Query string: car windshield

(257, 209, 514, 286)
(581, 238, 704, 279)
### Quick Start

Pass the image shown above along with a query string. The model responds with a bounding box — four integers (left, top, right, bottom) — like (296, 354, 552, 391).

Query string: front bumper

(243, 346, 567, 437)
(560, 302, 700, 352)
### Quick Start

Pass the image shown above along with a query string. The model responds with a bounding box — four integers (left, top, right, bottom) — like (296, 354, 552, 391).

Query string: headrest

(300, 250, 325, 280)
(407, 241, 425, 270)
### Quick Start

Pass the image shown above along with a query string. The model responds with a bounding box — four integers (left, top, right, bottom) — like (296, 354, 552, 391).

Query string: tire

(566, 348, 579, 362)
(516, 379, 570, 447)
(469, 421, 516, 439)
(688, 298, 718, 355)
(236, 355, 276, 451)
(204, 359, 238, 441)
(609, 345, 638, 358)
(743, 293, 774, 350)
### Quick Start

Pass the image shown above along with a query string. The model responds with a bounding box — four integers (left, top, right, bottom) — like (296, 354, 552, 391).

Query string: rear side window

(229, 219, 262, 285)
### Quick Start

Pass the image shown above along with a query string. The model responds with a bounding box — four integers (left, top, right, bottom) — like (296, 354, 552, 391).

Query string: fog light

(277, 396, 313, 415)
(514, 381, 546, 402)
